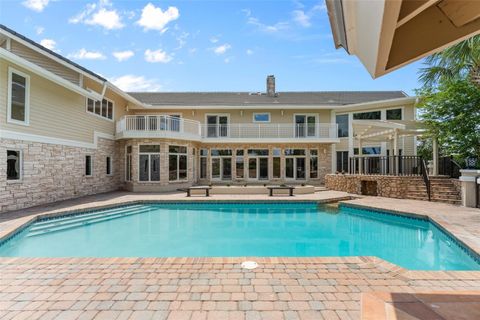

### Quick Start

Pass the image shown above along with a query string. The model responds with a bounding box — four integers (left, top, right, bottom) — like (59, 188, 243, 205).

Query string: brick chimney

(266, 75, 276, 97)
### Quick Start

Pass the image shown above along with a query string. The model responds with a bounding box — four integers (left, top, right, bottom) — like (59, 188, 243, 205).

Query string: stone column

(459, 169, 480, 207)
(432, 137, 439, 176)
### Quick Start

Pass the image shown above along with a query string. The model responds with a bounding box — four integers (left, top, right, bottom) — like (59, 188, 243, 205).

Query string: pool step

(32, 205, 146, 229)
(27, 206, 152, 237)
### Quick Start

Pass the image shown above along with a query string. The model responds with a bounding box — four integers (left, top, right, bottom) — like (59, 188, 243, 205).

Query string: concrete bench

(178, 186, 212, 197)
(267, 186, 295, 197)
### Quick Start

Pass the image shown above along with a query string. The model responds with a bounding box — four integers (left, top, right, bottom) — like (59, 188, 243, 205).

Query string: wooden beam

(437, 0, 480, 27)
(397, 0, 440, 28)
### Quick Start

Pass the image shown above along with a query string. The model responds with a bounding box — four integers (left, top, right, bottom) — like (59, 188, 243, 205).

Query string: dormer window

(253, 113, 270, 123)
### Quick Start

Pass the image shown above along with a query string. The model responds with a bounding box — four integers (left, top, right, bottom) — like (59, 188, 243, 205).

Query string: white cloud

(35, 26, 44, 35)
(113, 50, 134, 62)
(292, 10, 310, 27)
(69, 0, 124, 30)
(110, 75, 163, 92)
(22, 0, 49, 12)
(137, 3, 179, 32)
(210, 36, 219, 44)
(144, 49, 173, 63)
(247, 16, 289, 33)
(40, 39, 56, 51)
(246, 49, 254, 55)
(86, 8, 124, 29)
(213, 44, 231, 55)
(68, 48, 106, 60)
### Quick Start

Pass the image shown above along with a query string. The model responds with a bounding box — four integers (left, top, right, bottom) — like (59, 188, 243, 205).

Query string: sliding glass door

(295, 115, 317, 138)
(206, 115, 229, 138)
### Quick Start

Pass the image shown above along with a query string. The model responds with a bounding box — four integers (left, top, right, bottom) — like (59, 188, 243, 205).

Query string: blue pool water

(0, 202, 478, 270)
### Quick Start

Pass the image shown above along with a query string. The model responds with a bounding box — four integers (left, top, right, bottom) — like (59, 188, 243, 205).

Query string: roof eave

(326, 0, 349, 52)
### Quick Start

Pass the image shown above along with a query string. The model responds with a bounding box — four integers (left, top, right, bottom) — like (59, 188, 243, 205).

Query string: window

(354, 147, 381, 155)
(211, 149, 232, 156)
(253, 113, 270, 123)
(106, 156, 112, 175)
(139, 145, 160, 182)
(85, 155, 93, 177)
(272, 148, 281, 179)
(236, 150, 244, 179)
(353, 111, 381, 120)
(310, 149, 318, 179)
(386, 108, 402, 120)
(7, 150, 21, 180)
(200, 149, 208, 179)
(8, 68, 30, 125)
(248, 149, 269, 156)
(169, 145, 188, 181)
(125, 146, 132, 181)
(336, 151, 348, 173)
(86, 97, 114, 120)
(284, 149, 305, 156)
(336, 114, 349, 138)
(211, 149, 232, 180)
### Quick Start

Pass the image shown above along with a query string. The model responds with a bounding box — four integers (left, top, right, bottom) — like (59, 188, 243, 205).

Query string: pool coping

(0, 194, 479, 275)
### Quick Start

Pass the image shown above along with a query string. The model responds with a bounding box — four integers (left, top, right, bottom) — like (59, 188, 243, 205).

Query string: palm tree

(419, 35, 480, 87)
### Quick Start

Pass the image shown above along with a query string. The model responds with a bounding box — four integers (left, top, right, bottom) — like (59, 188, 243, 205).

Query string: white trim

(0, 48, 103, 101)
(252, 112, 271, 123)
(201, 138, 340, 144)
(138, 97, 416, 110)
(6, 148, 23, 182)
(7, 67, 30, 126)
(86, 95, 115, 122)
(85, 154, 93, 177)
(0, 129, 114, 149)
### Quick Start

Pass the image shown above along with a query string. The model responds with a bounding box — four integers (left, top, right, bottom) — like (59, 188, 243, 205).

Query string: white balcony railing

(116, 116, 338, 141)
(201, 123, 338, 140)
(116, 115, 202, 140)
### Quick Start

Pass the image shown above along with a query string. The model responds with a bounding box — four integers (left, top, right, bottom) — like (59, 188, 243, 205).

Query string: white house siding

(10, 40, 81, 85)
(0, 60, 125, 143)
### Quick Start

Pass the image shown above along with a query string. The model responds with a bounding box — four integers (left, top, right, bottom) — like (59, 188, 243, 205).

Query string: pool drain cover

(241, 261, 258, 270)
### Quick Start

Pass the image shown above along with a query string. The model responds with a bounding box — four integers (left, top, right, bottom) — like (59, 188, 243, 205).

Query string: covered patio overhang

(350, 120, 437, 175)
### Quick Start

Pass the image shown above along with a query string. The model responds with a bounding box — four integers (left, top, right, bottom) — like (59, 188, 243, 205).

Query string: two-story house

(0, 25, 418, 212)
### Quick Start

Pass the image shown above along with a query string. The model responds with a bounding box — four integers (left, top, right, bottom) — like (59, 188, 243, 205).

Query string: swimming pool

(0, 202, 478, 270)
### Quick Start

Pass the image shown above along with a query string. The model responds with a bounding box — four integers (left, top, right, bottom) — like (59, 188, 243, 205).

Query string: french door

(207, 115, 229, 137)
(285, 157, 306, 180)
(295, 115, 317, 138)
(211, 157, 232, 180)
(248, 157, 269, 180)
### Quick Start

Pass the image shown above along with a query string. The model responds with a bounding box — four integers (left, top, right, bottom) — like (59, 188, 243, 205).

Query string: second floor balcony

(116, 115, 339, 142)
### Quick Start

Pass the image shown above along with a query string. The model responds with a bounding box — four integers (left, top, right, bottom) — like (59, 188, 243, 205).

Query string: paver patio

(0, 191, 479, 319)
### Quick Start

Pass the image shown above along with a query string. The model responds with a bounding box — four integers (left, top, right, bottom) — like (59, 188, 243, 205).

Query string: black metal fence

(438, 156, 461, 178)
(348, 156, 424, 176)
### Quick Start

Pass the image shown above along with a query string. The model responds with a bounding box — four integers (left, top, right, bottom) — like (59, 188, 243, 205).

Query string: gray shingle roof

(128, 91, 407, 106)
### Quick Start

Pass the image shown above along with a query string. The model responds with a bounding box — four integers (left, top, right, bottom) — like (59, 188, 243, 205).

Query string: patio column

(393, 129, 399, 175)
(358, 138, 363, 174)
(432, 137, 439, 176)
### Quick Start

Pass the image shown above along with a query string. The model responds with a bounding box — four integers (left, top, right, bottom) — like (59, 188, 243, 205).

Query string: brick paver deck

(0, 191, 479, 319)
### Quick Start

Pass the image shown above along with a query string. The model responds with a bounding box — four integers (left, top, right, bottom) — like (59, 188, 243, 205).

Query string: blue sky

(1, 0, 424, 94)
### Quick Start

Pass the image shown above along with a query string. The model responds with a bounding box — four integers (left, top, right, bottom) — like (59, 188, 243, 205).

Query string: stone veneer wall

(0, 137, 121, 213)
(325, 174, 419, 199)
